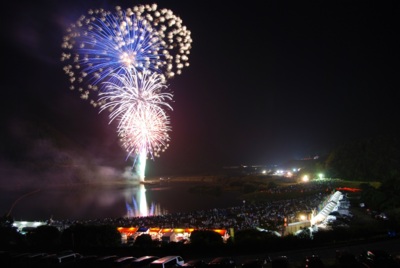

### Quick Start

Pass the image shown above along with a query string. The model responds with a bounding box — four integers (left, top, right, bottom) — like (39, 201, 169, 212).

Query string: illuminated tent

(312, 191, 343, 224)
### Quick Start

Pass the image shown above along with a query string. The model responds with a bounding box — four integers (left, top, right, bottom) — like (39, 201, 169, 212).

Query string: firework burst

(61, 3, 192, 183)
(61, 3, 192, 107)
(99, 69, 172, 160)
(99, 68, 173, 125)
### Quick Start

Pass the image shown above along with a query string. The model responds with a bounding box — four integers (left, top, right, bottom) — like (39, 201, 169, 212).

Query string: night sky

(1, 0, 399, 181)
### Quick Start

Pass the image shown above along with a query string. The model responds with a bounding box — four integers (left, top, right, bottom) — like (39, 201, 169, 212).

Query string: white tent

(311, 191, 343, 224)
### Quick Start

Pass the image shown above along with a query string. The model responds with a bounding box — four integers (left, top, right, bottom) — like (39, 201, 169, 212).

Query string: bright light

(302, 175, 309, 182)
(299, 214, 307, 221)
(318, 173, 324, 179)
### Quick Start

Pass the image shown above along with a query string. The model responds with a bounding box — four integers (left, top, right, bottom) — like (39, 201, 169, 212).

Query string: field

(146, 174, 380, 203)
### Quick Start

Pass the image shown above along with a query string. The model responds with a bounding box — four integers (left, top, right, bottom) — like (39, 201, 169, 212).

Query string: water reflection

(124, 184, 165, 217)
(1, 179, 241, 221)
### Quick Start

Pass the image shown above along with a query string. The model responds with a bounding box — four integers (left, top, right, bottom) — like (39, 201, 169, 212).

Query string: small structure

(284, 221, 311, 236)
(117, 227, 229, 244)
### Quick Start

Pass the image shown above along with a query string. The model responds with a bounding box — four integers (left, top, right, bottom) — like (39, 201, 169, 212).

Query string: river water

(1, 180, 243, 221)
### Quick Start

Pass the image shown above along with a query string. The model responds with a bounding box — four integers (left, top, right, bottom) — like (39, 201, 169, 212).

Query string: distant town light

(302, 175, 309, 182)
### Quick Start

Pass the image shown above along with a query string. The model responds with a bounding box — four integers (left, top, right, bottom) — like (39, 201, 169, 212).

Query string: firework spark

(118, 105, 171, 159)
(61, 3, 191, 184)
(99, 69, 173, 126)
(61, 3, 192, 107)
(99, 69, 172, 181)
(99, 69, 172, 158)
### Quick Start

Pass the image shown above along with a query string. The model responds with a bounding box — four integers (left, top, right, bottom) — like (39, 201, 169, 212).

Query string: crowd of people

(51, 181, 338, 234)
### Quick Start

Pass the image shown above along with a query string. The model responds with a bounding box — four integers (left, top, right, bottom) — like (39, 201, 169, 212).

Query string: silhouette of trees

(325, 134, 400, 182)
(26, 225, 61, 250)
(0, 214, 26, 249)
(134, 233, 153, 248)
(323, 134, 400, 228)
(61, 224, 121, 249)
(188, 230, 224, 254)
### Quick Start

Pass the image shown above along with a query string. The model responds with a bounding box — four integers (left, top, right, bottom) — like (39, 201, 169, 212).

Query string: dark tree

(0, 214, 26, 249)
(325, 134, 400, 182)
(234, 229, 281, 253)
(61, 224, 121, 249)
(189, 230, 224, 250)
(26, 225, 61, 250)
(134, 233, 153, 248)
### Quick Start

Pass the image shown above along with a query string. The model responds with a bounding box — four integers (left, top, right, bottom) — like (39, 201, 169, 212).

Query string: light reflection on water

(125, 184, 167, 217)
(1, 181, 243, 221)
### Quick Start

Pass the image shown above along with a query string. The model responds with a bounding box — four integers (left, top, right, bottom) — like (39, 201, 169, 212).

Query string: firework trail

(118, 103, 171, 181)
(61, 3, 192, 107)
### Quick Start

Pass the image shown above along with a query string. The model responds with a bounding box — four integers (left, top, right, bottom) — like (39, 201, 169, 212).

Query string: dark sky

(1, 0, 399, 179)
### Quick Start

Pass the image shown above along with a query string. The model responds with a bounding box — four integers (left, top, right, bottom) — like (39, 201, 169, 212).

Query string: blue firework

(80, 13, 162, 80)
(62, 9, 164, 105)
(61, 4, 192, 107)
